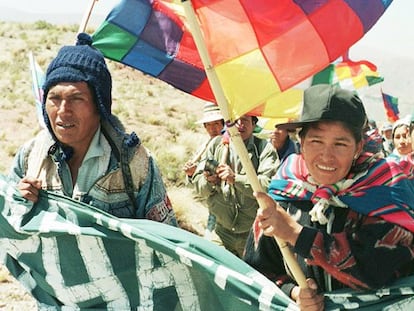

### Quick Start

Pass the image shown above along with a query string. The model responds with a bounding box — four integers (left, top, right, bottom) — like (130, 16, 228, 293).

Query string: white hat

(196, 102, 224, 124)
(392, 116, 411, 137)
(381, 122, 393, 132)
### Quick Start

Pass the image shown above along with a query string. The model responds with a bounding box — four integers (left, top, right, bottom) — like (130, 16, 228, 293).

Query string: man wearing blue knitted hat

(8, 33, 177, 225)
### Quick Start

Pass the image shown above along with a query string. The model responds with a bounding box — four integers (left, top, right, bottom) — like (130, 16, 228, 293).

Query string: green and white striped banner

(0, 173, 413, 310)
(0, 174, 295, 310)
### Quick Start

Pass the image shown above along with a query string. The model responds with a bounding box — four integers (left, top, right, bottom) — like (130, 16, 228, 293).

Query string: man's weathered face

(45, 82, 100, 152)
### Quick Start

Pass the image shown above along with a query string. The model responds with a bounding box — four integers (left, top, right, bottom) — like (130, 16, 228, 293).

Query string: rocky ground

(0, 266, 37, 310)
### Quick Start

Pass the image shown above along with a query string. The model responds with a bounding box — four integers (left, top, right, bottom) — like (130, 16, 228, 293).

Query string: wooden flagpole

(78, 0, 99, 34)
(181, 0, 307, 289)
(28, 52, 42, 104)
(190, 137, 213, 163)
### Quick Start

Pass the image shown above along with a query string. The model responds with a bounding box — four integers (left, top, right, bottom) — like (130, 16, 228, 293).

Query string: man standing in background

(183, 102, 224, 239)
(192, 115, 278, 257)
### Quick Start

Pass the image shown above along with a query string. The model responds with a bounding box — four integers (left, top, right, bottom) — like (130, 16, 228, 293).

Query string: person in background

(367, 119, 377, 131)
(192, 114, 279, 257)
(183, 102, 224, 239)
(270, 124, 300, 163)
(9, 33, 176, 225)
(387, 117, 412, 161)
(243, 84, 414, 311)
(183, 102, 224, 180)
(411, 115, 414, 150)
(381, 122, 394, 157)
(362, 118, 384, 156)
(398, 116, 414, 183)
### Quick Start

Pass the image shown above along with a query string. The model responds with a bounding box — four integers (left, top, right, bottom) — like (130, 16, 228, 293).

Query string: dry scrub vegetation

(0, 21, 210, 309)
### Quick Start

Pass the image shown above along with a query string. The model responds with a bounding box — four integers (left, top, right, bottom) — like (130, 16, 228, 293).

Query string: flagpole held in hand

(182, 0, 307, 289)
(220, 133, 230, 166)
(220, 133, 230, 189)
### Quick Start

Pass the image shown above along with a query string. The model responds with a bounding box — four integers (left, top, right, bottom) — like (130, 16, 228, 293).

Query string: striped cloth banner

(1, 175, 414, 309)
(0, 173, 294, 310)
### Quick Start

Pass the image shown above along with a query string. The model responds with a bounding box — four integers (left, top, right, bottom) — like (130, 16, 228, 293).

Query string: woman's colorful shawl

(268, 153, 414, 232)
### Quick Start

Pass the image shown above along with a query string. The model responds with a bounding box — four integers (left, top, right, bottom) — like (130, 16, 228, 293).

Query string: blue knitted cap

(43, 32, 112, 118)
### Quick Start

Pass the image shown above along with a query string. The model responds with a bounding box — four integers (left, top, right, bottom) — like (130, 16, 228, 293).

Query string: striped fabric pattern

(269, 153, 414, 232)
(92, 0, 393, 120)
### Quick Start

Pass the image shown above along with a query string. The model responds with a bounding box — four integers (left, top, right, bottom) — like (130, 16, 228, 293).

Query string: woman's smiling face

(301, 121, 363, 185)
